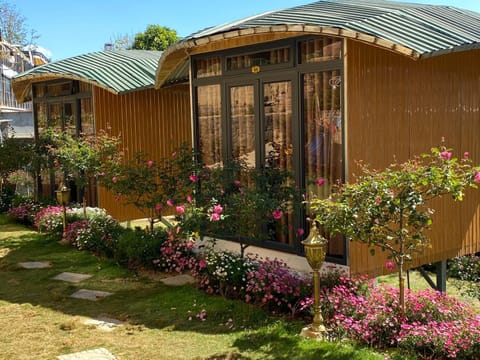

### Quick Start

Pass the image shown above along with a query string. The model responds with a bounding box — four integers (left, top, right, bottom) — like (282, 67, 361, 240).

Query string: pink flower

(198, 259, 206, 269)
(210, 213, 220, 221)
(167, 199, 174, 207)
(464, 152, 470, 159)
(189, 174, 198, 182)
(147, 160, 154, 167)
(440, 151, 452, 160)
(186, 195, 192, 203)
(53, 161, 60, 168)
(213, 204, 223, 214)
(316, 178, 325, 186)
(112, 176, 118, 183)
(386, 260, 395, 270)
(155, 204, 162, 212)
(296, 228, 305, 237)
(176, 205, 185, 214)
(99, 171, 105, 177)
(375, 198, 382, 205)
(474, 171, 480, 184)
(272, 209, 283, 220)
(234, 180, 241, 186)
(186, 241, 194, 249)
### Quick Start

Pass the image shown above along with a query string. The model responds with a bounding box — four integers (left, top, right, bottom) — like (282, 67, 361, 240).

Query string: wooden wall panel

(93, 85, 191, 222)
(346, 40, 480, 276)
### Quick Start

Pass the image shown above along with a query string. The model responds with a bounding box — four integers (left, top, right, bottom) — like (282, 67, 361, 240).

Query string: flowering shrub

(64, 220, 90, 247)
(153, 227, 198, 273)
(194, 250, 256, 297)
(319, 279, 480, 358)
(244, 256, 311, 317)
(72, 213, 124, 256)
(33, 205, 81, 239)
(448, 255, 480, 282)
(397, 316, 480, 359)
(7, 200, 40, 226)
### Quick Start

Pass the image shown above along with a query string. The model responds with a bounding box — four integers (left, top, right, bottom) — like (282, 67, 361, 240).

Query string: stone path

(70, 289, 113, 301)
(53, 272, 92, 283)
(160, 274, 196, 286)
(17, 258, 198, 358)
(57, 347, 116, 360)
(18, 261, 52, 269)
(84, 316, 124, 331)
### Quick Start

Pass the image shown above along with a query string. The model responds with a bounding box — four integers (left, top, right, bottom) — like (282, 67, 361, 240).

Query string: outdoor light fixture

(300, 221, 328, 339)
(55, 184, 70, 236)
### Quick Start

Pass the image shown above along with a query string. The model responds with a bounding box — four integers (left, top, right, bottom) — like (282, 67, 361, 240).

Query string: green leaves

(311, 144, 480, 265)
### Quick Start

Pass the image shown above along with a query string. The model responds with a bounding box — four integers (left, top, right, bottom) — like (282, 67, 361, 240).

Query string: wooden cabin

(12, 50, 191, 221)
(12, 0, 480, 279)
(154, 0, 480, 277)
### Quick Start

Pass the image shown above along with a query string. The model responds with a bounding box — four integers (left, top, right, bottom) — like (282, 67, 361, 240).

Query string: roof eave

(155, 25, 421, 88)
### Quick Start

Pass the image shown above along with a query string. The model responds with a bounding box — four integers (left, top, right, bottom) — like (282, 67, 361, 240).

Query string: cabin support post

(418, 260, 447, 292)
(435, 260, 447, 293)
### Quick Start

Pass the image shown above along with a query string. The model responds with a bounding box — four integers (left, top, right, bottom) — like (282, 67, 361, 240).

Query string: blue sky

(15, 0, 480, 61)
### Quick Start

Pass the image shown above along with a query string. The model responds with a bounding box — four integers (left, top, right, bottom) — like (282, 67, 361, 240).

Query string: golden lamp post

(300, 221, 328, 339)
(55, 184, 71, 236)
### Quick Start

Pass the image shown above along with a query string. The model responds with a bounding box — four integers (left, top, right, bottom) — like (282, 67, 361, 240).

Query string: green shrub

(115, 227, 168, 268)
(448, 255, 480, 282)
(0, 184, 15, 213)
(74, 213, 124, 256)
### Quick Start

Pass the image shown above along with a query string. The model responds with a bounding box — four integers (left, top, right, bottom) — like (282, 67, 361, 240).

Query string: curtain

(304, 70, 343, 256)
(197, 84, 222, 166)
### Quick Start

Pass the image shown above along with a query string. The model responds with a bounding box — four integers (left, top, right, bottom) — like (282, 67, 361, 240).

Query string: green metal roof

(156, 0, 480, 87)
(186, 0, 480, 57)
(13, 50, 162, 103)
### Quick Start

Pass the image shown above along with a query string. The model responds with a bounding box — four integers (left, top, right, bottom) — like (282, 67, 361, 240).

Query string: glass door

(227, 78, 296, 246)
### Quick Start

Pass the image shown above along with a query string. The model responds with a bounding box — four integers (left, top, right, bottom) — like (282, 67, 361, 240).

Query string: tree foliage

(131, 25, 179, 51)
(42, 128, 122, 194)
(310, 144, 480, 316)
(0, 1, 36, 45)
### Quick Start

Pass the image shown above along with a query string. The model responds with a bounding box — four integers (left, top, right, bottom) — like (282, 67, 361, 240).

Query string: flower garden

(2, 132, 480, 359)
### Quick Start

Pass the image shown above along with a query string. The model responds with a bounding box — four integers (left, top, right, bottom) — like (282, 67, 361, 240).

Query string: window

(32, 80, 94, 201)
(227, 47, 290, 71)
(195, 56, 222, 78)
(298, 38, 342, 63)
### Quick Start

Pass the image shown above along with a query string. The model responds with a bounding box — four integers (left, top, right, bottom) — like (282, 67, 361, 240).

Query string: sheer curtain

(197, 84, 222, 166)
(304, 70, 343, 256)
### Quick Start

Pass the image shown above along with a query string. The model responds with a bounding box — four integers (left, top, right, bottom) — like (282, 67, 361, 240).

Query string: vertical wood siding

(94, 85, 191, 221)
(346, 40, 480, 276)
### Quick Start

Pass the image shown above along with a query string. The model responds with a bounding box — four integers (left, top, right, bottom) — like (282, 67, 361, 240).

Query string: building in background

(0, 39, 49, 140)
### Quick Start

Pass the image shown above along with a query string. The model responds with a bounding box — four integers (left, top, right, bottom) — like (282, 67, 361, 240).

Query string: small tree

(131, 25, 179, 51)
(310, 145, 480, 316)
(101, 145, 201, 231)
(43, 128, 122, 210)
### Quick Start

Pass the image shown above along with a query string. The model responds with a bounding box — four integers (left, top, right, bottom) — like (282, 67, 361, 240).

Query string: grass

(0, 215, 387, 360)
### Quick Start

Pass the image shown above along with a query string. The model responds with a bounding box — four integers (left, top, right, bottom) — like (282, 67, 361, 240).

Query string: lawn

(0, 215, 387, 360)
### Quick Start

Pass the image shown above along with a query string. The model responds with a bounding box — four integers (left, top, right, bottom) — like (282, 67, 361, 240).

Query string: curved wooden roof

(156, 0, 480, 87)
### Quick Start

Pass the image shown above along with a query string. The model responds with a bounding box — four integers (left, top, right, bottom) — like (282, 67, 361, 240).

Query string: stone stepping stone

(18, 261, 52, 269)
(70, 289, 113, 301)
(84, 316, 123, 332)
(53, 272, 92, 283)
(160, 274, 196, 286)
(57, 347, 116, 360)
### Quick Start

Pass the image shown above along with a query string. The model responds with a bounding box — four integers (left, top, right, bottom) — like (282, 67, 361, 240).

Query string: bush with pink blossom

(244, 256, 312, 317)
(7, 200, 40, 226)
(152, 226, 198, 274)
